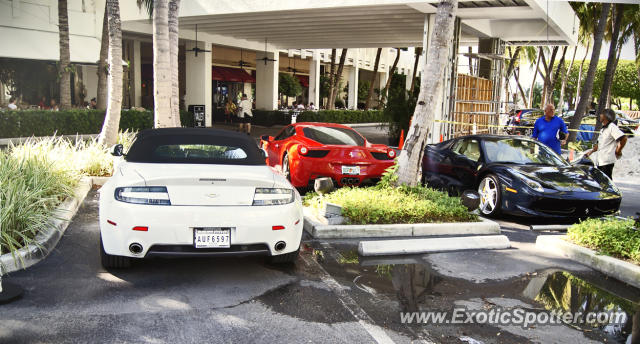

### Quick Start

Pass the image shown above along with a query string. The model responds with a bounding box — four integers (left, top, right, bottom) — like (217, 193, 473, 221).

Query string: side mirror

(461, 190, 481, 211)
(110, 144, 124, 157)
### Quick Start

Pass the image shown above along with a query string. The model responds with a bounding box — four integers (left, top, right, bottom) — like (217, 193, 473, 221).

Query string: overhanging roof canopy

(122, 0, 577, 49)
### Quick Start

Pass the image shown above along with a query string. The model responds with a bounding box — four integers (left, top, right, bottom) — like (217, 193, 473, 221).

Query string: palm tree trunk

(329, 49, 347, 110)
(568, 3, 611, 142)
(528, 52, 541, 107)
(468, 46, 474, 75)
(595, 3, 624, 134)
(379, 48, 401, 108)
(635, 29, 640, 85)
(366, 48, 382, 109)
(575, 39, 590, 107)
(559, 45, 577, 110)
(547, 46, 566, 107)
(327, 49, 336, 109)
(540, 46, 558, 107)
(395, 0, 458, 186)
(96, 4, 108, 110)
(153, 0, 173, 127)
(58, 0, 72, 109)
(98, 0, 123, 146)
(409, 47, 421, 95)
(169, 0, 181, 127)
(514, 67, 527, 106)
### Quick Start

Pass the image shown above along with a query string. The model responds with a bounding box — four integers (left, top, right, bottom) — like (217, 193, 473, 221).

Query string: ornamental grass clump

(567, 217, 640, 264)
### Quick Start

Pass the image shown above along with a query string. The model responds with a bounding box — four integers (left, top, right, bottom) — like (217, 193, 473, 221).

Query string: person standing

(224, 97, 237, 124)
(531, 104, 568, 154)
(7, 97, 18, 110)
(237, 94, 253, 135)
(38, 96, 48, 109)
(585, 109, 627, 180)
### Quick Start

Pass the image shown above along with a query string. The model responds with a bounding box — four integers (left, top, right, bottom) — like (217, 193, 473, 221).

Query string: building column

(256, 50, 279, 110)
(185, 40, 212, 126)
(347, 55, 359, 110)
(308, 51, 320, 109)
(132, 40, 142, 108)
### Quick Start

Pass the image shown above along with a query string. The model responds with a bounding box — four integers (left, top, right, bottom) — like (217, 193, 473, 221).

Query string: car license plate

(194, 228, 230, 248)
(342, 165, 360, 175)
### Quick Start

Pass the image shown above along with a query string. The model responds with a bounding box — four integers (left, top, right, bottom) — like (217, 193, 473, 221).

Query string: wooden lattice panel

(452, 74, 494, 138)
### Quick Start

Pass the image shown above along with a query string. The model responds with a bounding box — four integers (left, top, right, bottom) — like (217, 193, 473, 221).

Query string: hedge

(0, 109, 194, 138)
(0, 108, 383, 138)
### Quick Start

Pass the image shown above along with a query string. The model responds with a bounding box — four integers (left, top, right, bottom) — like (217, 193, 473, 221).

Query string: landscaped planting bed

(304, 185, 477, 225)
(567, 217, 640, 265)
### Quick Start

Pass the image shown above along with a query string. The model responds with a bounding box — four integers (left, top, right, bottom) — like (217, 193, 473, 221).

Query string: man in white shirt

(585, 108, 628, 179)
(7, 98, 17, 110)
(237, 94, 253, 135)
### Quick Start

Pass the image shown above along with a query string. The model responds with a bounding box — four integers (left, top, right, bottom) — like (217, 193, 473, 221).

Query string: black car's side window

(275, 126, 295, 141)
(453, 139, 481, 162)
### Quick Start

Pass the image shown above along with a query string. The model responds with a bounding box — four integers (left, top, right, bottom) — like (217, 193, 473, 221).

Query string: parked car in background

(421, 134, 621, 219)
(505, 109, 542, 136)
(260, 122, 396, 188)
(99, 128, 304, 268)
(562, 111, 636, 138)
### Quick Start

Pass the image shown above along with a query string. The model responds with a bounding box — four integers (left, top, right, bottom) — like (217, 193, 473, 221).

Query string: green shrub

(303, 184, 476, 225)
(0, 109, 194, 138)
(567, 217, 640, 264)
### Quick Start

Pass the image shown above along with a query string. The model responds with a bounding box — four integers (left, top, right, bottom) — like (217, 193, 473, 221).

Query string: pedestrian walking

(237, 94, 253, 135)
(585, 108, 628, 180)
(531, 104, 568, 154)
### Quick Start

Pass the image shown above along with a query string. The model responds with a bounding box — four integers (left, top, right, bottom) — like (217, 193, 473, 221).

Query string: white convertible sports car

(99, 128, 304, 268)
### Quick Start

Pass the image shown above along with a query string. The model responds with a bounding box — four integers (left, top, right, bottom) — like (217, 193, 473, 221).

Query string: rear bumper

(290, 157, 394, 187)
(99, 199, 303, 258)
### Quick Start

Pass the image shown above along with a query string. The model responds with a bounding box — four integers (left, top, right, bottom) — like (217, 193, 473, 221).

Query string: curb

(535, 235, 640, 289)
(358, 235, 511, 256)
(303, 210, 500, 239)
(529, 224, 569, 232)
(0, 177, 95, 274)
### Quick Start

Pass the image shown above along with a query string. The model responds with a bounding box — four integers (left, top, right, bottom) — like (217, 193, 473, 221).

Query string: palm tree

(96, 4, 108, 110)
(365, 48, 382, 109)
(327, 49, 336, 108)
(409, 47, 422, 95)
(328, 49, 347, 109)
(527, 48, 541, 107)
(152, 0, 173, 127)
(595, 4, 624, 133)
(98, 0, 123, 146)
(395, 0, 458, 186)
(558, 46, 577, 110)
(168, 0, 181, 127)
(58, 0, 71, 109)
(379, 48, 401, 108)
(568, 3, 611, 143)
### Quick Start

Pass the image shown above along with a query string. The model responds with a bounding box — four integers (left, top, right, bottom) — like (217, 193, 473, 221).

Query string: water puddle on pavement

(312, 245, 640, 344)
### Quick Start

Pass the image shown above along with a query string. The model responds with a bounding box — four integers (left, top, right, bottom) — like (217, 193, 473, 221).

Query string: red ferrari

(260, 122, 396, 188)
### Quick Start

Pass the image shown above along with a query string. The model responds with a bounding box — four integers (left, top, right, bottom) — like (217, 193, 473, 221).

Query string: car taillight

(252, 188, 294, 206)
(298, 146, 308, 156)
(132, 226, 148, 231)
(272, 225, 285, 230)
(114, 186, 171, 205)
(387, 149, 396, 158)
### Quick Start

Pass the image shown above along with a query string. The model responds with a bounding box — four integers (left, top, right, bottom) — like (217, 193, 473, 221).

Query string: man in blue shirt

(532, 104, 568, 154)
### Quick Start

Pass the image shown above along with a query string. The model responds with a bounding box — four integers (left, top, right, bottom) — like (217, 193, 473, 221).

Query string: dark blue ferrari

(421, 135, 621, 219)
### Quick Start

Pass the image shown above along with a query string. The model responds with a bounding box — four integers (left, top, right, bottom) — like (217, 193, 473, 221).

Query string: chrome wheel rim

(478, 177, 498, 215)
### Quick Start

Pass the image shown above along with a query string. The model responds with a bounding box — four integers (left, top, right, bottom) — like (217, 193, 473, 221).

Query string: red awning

(296, 75, 309, 87)
(212, 66, 255, 83)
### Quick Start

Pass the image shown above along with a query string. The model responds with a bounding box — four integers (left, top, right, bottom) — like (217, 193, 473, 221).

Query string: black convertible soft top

(125, 128, 265, 165)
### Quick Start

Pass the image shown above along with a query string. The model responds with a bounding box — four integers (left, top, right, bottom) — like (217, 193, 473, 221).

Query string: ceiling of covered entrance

(121, 0, 577, 49)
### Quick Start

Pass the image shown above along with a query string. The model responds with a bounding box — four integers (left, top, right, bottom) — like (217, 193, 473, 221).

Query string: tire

(478, 174, 502, 217)
(282, 153, 291, 181)
(269, 248, 299, 264)
(100, 237, 131, 269)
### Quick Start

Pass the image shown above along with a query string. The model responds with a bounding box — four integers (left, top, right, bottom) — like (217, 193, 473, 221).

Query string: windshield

(483, 138, 568, 166)
(302, 126, 365, 146)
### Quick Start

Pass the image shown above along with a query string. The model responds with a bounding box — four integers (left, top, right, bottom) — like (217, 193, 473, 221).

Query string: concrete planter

(358, 235, 511, 256)
(303, 207, 500, 239)
(0, 177, 96, 274)
(536, 235, 640, 289)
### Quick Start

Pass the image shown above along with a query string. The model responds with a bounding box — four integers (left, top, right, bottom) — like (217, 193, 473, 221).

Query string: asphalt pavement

(2, 185, 639, 343)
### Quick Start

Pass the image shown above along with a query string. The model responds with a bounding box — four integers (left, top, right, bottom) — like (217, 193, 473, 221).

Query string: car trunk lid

(129, 163, 274, 206)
